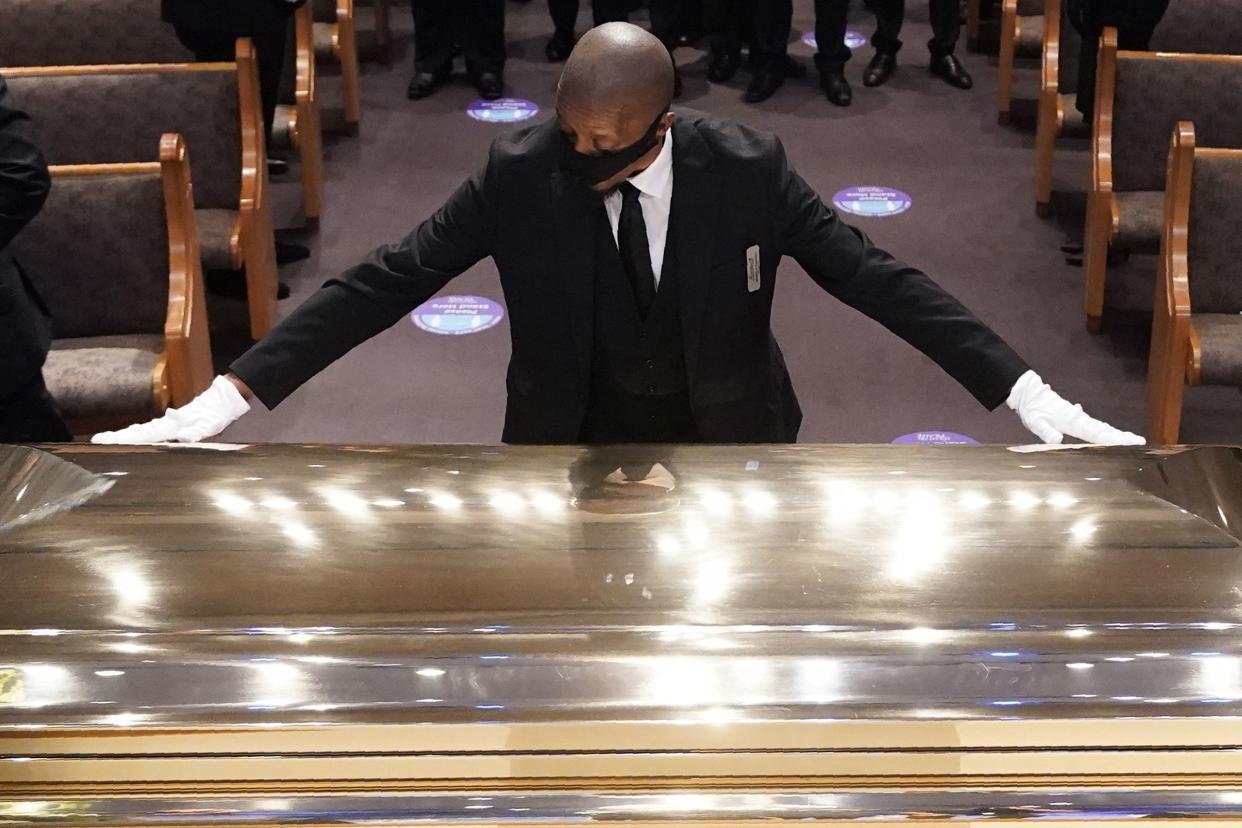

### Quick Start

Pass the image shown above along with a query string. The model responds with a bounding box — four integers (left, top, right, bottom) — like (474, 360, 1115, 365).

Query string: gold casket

(3, 442, 1242, 825)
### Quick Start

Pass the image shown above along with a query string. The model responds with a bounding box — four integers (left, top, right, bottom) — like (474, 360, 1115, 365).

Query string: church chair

(273, 3, 326, 224)
(0, 0, 325, 228)
(312, 0, 363, 125)
(1146, 123, 1242, 444)
(1083, 30, 1242, 332)
(355, 0, 394, 65)
(1035, 0, 1242, 216)
(8, 135, 213, 435)
(996, 0, 1044, 124)
(5, 40, 280, 340)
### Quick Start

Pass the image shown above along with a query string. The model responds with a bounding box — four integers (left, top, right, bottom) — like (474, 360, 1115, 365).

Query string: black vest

(580, 209, 697, 444)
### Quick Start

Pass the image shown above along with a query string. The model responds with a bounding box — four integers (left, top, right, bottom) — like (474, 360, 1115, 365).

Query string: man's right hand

(92, 375, 252, 444)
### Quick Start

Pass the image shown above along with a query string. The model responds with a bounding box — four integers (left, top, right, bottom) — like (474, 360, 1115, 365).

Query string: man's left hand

(1006, 370, 1145, 446)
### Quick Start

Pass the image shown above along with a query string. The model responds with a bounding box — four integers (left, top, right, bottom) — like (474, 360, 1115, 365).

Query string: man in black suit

(95, 23, 1141, 448)
(0, 76, 70, 443)
(161, 0, 305, 146)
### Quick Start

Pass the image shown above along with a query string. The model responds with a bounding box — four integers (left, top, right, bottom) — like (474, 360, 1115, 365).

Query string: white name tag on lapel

(746, 245, 761, 293)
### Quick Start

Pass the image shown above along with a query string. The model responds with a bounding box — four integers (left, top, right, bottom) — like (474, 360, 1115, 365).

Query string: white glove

(92, 376, 251, 445)
(1006, 370, 1145, 446)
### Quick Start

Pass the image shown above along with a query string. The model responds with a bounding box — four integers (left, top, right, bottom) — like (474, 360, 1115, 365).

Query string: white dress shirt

(604, 128, 674, 289)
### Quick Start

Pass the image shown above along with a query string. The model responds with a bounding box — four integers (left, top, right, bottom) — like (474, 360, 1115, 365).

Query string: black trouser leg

(813, 0, 854, 64)
(457, 0, 506, 76)
(1074, 0, 1168, 118)
(411, 1, 455, 74)
(548, 0, 579, 35)
(0, 374, 71, 443)
(592, 0, 631, 24)
(751, 0, 792, 62)
(174, 26, 285, 145)
(648, 0, 682, 49)
(928, 0, 961, 56)
(870, 0, 904, 54)
(703, 0, 745, 55)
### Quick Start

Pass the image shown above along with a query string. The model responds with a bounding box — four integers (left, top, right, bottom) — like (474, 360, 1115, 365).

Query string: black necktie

(617, 182, 657, 317)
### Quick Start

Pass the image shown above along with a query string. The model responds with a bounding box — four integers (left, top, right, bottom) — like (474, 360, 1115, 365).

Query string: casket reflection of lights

(5, 442, 1242, 826)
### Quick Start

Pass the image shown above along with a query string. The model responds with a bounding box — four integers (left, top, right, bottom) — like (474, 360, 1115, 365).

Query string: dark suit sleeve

(0, 76, 51, 253)
(230, 149, 499, 409)
(768, 136, 1029, 410)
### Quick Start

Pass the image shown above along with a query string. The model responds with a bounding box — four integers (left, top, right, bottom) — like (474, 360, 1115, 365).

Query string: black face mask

(559, 113, 666, 187)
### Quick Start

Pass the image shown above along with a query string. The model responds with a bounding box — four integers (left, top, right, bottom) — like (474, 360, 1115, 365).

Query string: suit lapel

(549, 170, 601, 393)
(669, 119, 722, 391)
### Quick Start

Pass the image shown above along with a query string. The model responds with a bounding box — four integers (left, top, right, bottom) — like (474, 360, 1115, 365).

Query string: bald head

(558, 23, 674, 129)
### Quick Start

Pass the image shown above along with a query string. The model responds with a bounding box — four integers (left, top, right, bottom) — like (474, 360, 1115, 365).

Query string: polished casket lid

(2, 442, 1242, 730)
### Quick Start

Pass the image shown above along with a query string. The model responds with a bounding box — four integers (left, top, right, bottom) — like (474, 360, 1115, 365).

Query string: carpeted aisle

(221, 0, 1241, 445)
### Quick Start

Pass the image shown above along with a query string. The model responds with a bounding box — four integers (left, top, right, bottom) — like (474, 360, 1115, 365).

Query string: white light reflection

(211, 491, 254, 516)
(489, 492, 526, 515)
(1064, 627, 1093, 639)
(691, 559, 732, 606)
(698, 489, 733, 516)
(740, 488, 777, 516)
(644, 658, 721, 707)
(94, 670, 125, 677)
(902, 627, 947, 645)
(109, 642, 152, 654)
(886, 490, 948, 582)
(1197, 655, 1242, 700)
(530, 491, 566, 515)
(373, 498, 405, 509)
(17, 664, 76, 709)
(959, 491, 992, 510)
(655, 534, 681, 556)
(416, 667, 446, 678)
(319, 487, 372, 519)
(1007, 491, 1042, 510)
(823, 481, 866, 524)
(795, 658, 842, 702)
(428, 492, 462, 511)
(105, 564, 152, 608)
(1069, 519, 1097, 542)
(282, 521, 318, 548)
(1048, 492, 1079, 509)
(261, 495, 298, 511)
(246, 660, 308, 708)
(101, 712, 149, 727)
(1066, 662, 1094, 670)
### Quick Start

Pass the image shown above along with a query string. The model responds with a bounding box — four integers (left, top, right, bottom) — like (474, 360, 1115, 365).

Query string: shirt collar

(624, 126, 674, 201)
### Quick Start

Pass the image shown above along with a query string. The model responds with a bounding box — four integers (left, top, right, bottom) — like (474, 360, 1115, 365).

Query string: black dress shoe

(820, 63, 852, 106)
(476, 71, 503, 100)
(930, 53, 973, 89)
(708, 47, 741, 82)
(863, 50, 897, 87)
(545, 29, 575, 62)
(744, 60, 785, 103)
(407, 69, 446, 100)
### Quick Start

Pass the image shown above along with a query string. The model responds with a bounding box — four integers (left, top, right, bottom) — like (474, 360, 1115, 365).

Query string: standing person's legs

(647, 0, 681, 50)
(591, 0, 631, 24)
(703, 0, 745, 80)
(0, 375, 71, 444)
(927, 0, 971, 86)
(869, 0, 904, 55)
(813, 0, 854, 64)
(750, 0, 792, 62)
(251, 28, 289, 146)
(408, 0, 455, 97)
(548, 0, 579, 35)
(1117, 0, 1170, 48)
(813, 0, 854, 103)
(927, 0, 961, 56)
(460, 0, 506, 75)
(411, 1, 455, 75)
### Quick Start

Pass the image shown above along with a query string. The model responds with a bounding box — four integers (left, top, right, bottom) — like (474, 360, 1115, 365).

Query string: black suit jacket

(0, 75, 53, 393)
(160, 0, 305, 33)
(232, 109, 1030, 444)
